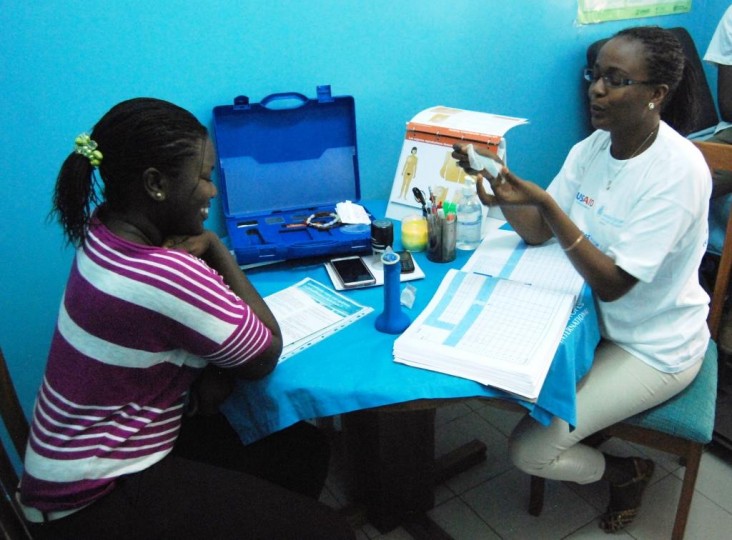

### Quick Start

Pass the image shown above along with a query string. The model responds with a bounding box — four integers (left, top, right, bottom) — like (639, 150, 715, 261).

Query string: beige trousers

(508, 340, 702, 484)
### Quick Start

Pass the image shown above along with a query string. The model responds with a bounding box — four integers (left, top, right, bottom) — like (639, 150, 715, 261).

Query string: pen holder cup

(426, 216, 456, 263)
(401, 215, 428, 252)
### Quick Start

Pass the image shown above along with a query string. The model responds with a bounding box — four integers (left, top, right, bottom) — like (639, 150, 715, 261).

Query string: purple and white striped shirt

(20, 219, 272, 512)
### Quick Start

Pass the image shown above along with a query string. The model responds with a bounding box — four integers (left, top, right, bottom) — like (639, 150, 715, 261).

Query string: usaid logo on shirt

(575, 192, 594, 208)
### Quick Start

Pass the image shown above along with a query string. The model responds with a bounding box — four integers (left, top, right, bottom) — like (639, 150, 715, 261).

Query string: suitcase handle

(260, 92, 309, 110)
(258, 85, 334, 109)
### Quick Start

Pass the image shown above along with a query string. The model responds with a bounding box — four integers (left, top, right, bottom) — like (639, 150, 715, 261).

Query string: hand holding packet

(466, 144, 502, 178)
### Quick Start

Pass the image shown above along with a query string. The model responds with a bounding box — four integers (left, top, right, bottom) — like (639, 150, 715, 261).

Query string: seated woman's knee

(509, 434, 549, 475)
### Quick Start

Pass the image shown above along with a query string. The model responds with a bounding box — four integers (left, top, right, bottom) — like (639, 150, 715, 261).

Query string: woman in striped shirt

(19, 98, 354, 539)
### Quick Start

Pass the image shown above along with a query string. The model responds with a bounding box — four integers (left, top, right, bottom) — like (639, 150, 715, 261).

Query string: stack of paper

(393, 229, 585, 400)
(264, 278, 373, 362)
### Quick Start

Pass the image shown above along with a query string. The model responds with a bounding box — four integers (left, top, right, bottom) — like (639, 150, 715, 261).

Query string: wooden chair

(705, 142, 732, 453)
(527, 141, 732, 540)
(701, 142, 732, 339)
(0, 347, 32, 539)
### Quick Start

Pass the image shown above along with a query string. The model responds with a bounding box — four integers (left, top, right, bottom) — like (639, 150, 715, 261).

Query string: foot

(599, 457, 654, 533)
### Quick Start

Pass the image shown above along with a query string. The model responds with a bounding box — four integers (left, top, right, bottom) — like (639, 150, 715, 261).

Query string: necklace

(605, 125, 659, 190)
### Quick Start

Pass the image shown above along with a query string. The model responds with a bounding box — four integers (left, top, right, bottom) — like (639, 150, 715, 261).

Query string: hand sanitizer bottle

(456, 178, 483, 250)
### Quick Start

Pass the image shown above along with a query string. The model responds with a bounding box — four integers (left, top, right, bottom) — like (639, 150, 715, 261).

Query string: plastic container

(400, 215, 428, 252)
(212, 85, 371, 265)
(456, 179, 483, 250)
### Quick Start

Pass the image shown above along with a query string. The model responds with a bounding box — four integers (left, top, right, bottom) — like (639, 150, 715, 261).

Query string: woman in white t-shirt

(453, 26, 711, 533)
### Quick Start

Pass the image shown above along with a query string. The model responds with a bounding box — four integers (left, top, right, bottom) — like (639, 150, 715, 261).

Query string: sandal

(598, 457, 655, 533)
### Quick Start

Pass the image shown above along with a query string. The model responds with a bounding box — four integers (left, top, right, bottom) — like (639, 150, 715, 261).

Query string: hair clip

(74, 133, 103, 167)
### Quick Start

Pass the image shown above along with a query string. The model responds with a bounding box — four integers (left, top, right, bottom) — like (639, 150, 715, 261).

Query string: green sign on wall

(578, 0, 692, 24)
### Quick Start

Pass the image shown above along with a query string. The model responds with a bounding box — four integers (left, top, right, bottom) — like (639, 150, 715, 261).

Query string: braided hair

(52, 98, 208, 245)
(614, 26, 699, 135)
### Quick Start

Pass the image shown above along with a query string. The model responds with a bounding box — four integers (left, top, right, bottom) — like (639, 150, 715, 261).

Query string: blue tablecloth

(222, 201, 601, 444)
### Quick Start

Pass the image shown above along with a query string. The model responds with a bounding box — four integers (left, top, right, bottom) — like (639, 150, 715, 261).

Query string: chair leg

(671, 444, 703, 540)
(528, 475, 545, 516)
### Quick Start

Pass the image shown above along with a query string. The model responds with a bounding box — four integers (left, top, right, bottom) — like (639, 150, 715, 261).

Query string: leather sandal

(598, 458, 655, 533)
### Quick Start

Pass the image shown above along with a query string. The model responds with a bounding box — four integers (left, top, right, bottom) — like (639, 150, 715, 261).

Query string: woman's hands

(451, 143, 549, 209)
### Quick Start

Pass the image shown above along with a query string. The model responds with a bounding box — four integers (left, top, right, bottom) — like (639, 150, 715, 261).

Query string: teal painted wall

(1, 0, 729, 426)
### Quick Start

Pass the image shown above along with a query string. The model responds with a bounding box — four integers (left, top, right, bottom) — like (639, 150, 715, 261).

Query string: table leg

(341, 406, 488, 536)
(342, 407, 436, 532)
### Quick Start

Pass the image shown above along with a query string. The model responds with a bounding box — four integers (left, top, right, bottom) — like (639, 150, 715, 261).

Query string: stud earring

(648, 102, 655, 110)
(155, 192, 163, 199)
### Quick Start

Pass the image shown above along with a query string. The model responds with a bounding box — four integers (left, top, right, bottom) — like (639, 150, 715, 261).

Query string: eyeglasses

(583, 68, 656, 89)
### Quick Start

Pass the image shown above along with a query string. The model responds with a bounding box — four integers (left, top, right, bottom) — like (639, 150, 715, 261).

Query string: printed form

(265, 278, 373, 362)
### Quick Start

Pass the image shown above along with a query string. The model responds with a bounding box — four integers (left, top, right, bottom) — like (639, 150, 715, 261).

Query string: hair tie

(74, 133, 103, 167)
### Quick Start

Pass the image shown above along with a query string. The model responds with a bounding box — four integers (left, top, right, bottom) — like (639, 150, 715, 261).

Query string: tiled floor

(318, 399, 732, 540)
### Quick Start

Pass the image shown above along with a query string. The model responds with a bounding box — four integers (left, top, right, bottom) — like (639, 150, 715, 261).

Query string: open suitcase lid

(212, 85, 361, 218)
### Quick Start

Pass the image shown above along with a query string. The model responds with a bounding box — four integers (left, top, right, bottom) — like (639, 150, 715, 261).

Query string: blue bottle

(375, 247, 411, 334)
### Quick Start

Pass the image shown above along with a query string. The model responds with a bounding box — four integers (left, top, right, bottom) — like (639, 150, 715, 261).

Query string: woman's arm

(537, 194, 638, 302)
(165, 231, 283, 379)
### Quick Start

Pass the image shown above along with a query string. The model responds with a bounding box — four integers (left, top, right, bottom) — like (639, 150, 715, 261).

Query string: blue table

(222, 201, 601, 445)
(220, 200, 600, 532)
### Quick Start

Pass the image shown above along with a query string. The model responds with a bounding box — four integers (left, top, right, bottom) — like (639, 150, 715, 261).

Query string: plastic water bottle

(456, 179, 483, 250)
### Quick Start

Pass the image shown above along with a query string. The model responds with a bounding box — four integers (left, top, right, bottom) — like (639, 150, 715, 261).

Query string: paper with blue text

(265, 278, 373, 362)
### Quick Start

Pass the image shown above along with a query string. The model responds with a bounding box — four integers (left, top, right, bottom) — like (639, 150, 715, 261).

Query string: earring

(648, 102, 655, 110)
(155, 192, 163, 199)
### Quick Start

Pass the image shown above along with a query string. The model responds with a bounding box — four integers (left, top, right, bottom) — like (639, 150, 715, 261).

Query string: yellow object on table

(401, 215, 428, 252)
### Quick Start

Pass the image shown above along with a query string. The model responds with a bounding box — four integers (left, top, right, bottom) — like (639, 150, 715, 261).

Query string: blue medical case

(212, 85, 372, 265)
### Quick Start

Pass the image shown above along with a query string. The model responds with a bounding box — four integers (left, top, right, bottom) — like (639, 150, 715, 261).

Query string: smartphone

(398, 250, 415, 274)
(330, 256, 377, 288)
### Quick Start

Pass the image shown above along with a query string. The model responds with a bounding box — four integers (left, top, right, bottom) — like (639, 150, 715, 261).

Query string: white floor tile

(427, 497, 501, 539)
(626, 472, 732, 540)
(434, 411, 515, 494)
(435, 401, 474, 425)
(461, 468, 598, 540)
(476, 401, 526, 437)
(680, 448, 732, 514)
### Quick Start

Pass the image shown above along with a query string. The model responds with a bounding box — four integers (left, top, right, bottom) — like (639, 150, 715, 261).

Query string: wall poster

(578, 0, 692, 24)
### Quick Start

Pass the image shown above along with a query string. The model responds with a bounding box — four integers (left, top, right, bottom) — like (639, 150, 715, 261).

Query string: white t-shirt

(547, 122, 711, 372)
(704, 5, 732, 133)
